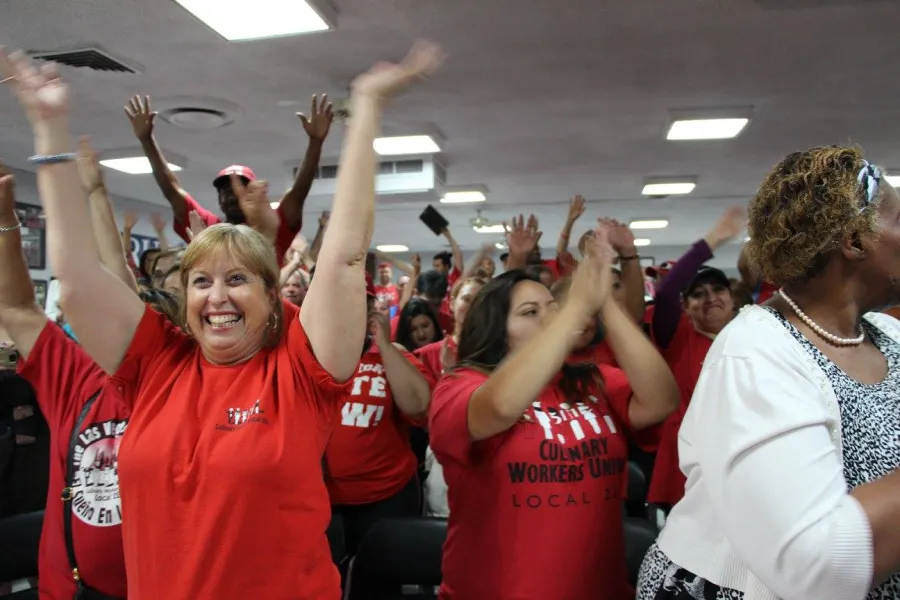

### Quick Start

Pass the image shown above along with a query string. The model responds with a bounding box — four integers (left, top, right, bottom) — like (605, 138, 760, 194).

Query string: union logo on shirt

(216, 399, 269, 432)
(525, 396, 617, 445)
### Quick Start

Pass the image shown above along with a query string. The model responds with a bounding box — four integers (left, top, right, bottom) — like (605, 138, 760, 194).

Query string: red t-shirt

(324, 347, 435, 505)
(446, 265, 461, 291)
(569, 340, 617, 367)
(17, 322, 129, 600)
(113, 301, 348, 600)
(173, 193, 298, 266)
(647, 314, 713, 505)
(429, 366, 635, 600)
(413, 337, 457, 381)
(374, 284, 400, 309)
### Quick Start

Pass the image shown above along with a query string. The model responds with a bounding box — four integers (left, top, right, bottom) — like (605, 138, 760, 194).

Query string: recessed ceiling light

(641, 182, 695, 196)
(667, 118, 749, 141)
(173, 0, 332, 42)
(629, 219, 669, 230)
(474, 224, 507, 234)
(885, 175, 900, 187)
(633, 238, 652, 247)
(441, 191, 486, 204)
(376, 244, 408, 252)
(100, 157, 182, 175)
(373, 135, 441, 156)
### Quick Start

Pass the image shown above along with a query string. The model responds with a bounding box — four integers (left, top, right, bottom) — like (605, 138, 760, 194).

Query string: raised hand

(411, 253, 422, 275)
(123, 211, 139, 231)
(229, 173, 279, 243)
(706, 206, 746, 249)
(504, 214, 542, 257)
(297, 94, 334, 141)
(0, 49, 70, 126)
(186, 210, 207, 241)
(124, 95, 157, 141)
(318, 210, 330, 228)
(568, 224, 617, 317)
(599, 217, 636, 255)
(351, 40, 445, 102)
(367, 310, 392, 347)
(291, 233, 310, 257)
(76, 136, 104, 193)
(150, 212, 167, 234)
(567, 195, 586, 223)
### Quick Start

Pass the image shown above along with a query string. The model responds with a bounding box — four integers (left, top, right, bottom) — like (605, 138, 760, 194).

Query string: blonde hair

(449, 276, 487, 302)
(179, 224, 284, 347)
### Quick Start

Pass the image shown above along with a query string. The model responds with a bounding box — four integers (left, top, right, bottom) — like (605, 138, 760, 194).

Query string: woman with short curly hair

(637, 145, 900, 600)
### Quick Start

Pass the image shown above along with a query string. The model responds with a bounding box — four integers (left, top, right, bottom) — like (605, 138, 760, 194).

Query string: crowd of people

(1, 36, 899, 600)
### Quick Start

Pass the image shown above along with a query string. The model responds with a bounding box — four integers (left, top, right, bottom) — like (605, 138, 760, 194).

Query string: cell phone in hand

(420, 205, 449, 236)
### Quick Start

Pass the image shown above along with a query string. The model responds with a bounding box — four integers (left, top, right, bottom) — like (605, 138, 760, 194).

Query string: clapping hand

(229, 173, 279, 244)
(567, 224, 617, 317)
(352, 40, 445, 103)
(76, 137, 105, 193)
(186, 211, 208, 241)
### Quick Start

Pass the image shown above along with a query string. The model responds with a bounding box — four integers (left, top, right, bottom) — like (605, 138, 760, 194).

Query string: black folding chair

(0, 510, 43, 600)
(344, 517, 446, 600)
(623, 516, 658, 587)
(625, 460, 648, 518)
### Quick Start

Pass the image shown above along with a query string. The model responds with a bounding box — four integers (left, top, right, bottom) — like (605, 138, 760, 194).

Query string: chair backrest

(626, 460, 647, 503)
(0, 510, 43, 583)
(345, 517, 446, 600)
(623, 516, 658, 587)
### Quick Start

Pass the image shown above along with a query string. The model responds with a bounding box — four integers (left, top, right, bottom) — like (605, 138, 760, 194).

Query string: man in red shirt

(124, 94, 334, 265)
(374, 262, 400, 309)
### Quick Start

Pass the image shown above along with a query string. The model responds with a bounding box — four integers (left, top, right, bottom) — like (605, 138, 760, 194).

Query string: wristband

(27, 152, 77, 165)
(0, 221, 21, 233)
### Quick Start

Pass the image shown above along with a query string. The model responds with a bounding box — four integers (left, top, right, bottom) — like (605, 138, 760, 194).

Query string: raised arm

(441, 227, 464, 275)
(556, 195, 585, 258)
(300, 42, 444, 381)
(279, 95, 334, 230)
(371, 311, 431, 418)
(76, 137, 138, 293)
(124, 95, 190, 225)
(1, 50, 144, 374)
(604, 218, 645, 322)
(0, 167, 47, 359)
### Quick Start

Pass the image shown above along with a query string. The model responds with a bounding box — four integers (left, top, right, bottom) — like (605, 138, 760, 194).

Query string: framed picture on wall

(14, 201, 46, 270)
(33, 279, 48, 310)
(640, 257, 655, 269)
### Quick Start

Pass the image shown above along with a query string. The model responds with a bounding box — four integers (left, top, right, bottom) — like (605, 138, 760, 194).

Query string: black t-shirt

(0, 370, 50, 517)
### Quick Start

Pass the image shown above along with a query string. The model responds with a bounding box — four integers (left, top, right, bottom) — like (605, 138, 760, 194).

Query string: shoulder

(864, 311, 900, 341)
(708, 305, 805, 362)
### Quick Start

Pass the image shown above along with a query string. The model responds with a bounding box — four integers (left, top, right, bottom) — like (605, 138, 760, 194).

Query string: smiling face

(683, 279, 734, 335)
(180, 224, 280, 365)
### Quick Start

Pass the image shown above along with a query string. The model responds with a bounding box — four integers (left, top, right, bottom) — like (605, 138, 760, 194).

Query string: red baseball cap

(646, 260, 677, 278)
(213, 165, 257, 189)
(377, 262, 392, 270)
(365, 273, 377, 298)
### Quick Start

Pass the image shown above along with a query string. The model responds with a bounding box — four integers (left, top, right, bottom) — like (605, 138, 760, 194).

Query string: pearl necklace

(779, 288, 865, 347)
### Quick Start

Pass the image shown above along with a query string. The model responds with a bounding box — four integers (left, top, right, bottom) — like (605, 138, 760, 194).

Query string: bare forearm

(601, 300, 678, 428)
(90, 189, 137, 293)
(444, 230, 464, 273)
(309, 224, 325, 263)
(379, 342, 431, 417)
(467, 306, 585, 440)
(375, 250, 414, 274)
(280, 138, 323, 230)
(618, 255, 645, 322)
(556, 218, 576, 256)
(138, 136, 187, 221)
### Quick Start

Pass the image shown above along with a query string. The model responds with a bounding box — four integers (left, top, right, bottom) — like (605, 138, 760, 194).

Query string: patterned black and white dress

(637, 308, 900, 600)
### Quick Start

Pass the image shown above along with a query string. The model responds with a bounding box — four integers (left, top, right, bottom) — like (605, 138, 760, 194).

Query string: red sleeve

(172, 194, 220, 244)
(286, 301, 352, 395)
(273, 205, 300, 268)
(413, 341, 443, 380)
(390, 315, 400, 342)
(112, 305, 191, 406)
(598, 363, 659, 451)
(17, 321, 107, 432)
(447, 266, 461, 289)
(428, 369, 489, 466)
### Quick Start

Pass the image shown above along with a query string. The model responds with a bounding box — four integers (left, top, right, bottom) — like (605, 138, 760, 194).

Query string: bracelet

(619, 254, 640, 261)
(27, 153, 78, 165)
(0, 222, 21, 233)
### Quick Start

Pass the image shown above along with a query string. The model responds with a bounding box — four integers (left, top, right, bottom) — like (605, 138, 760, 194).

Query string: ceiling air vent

(29, 45, 140, 74)
(159, 107, 232, 130)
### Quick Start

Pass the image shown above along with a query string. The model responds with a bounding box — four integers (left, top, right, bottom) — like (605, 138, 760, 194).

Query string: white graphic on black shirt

(71, 419, 127, 527)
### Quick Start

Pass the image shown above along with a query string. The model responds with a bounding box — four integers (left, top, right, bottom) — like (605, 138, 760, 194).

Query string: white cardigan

(657, 305, 900, 600)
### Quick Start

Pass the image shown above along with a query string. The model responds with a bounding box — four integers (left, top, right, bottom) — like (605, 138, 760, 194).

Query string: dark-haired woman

(395, 298, 444, 351)
(324, 280, 434, 561)
(638, 146, 900, 600)
(430, 229, 679, 599)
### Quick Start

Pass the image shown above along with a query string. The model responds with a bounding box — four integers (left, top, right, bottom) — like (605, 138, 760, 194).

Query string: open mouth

(205, 314, 242, 330)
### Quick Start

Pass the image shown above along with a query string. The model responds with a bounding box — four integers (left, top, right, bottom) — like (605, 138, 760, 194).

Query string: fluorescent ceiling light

(495, 242, 507, 250)
(886, 175, 900, 187)
(667, 118, 749, 140)
(642, 182, 696, 196)
(633, 238, 652, 247)
(269, 202, 280, 209)
(173, 0, 331, 42)
(474, 224, 507, 234)
(374, 135, 441, 156)
(629, 219, 669, 230)
(376, 244, 408, 252)
(441, 191, 486, 204)
(100, 157, 181, 175)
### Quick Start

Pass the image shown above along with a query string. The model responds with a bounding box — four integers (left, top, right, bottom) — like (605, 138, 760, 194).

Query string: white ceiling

(2, 0, 900, 257)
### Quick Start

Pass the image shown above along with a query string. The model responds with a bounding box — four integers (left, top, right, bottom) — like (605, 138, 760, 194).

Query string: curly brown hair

(745, 145, 881, 286)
